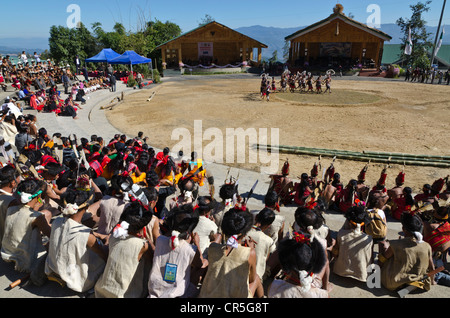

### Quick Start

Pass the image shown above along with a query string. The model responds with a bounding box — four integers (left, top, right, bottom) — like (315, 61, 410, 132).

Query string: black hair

(44, 162, 64, 176)
(264, 190, 278, 207)
(348, 179, 358, 188)
(146, 170, 160, 188)
(403, 187, 414, 206)
(219, 184, 237, 201)
(178, 177, 194, 193)
(434, 206, 449, 221)
(344, 206, 370, 224)
(0, 165, 18, 187)
(197, 196, 214, 215)
(163, 147, 170, 155)
(119, 201, 153, 235)
(163, 204, 199, 239)
(143, 186, 158, 203)
(401, 212, 423, 236)
(295, 207, 325, 230)
(16, 178, 46, 198)
(278, 235, 327, 275)
(221, 207, 253, 237)
(255, 207, 275, 227)
(91, 143, 101, 153)
(62, 188, 93, 208)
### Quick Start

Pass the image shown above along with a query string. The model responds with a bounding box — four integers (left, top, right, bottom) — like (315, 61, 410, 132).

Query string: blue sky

(0, 0, 448, 39)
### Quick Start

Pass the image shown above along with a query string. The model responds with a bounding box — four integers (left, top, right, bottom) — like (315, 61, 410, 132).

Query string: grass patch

(274, 89, 381, 105)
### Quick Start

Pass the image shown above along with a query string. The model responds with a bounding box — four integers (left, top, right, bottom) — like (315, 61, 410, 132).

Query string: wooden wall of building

(159, 22, 266, 67)
(289, 18, 385, 66)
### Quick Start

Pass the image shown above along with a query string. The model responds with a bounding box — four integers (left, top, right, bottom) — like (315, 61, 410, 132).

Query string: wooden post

(375, 40, 381, 68)
(243, 42, 248, 61)
(258, 47, 262, 64)
(305, 42, 309, 63)
(162, 48, 167, 70)
(288, 42, 292, 64)
(178, 44, 183, 68)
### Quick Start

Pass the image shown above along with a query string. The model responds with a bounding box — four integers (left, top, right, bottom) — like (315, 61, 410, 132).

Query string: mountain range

(235, 23, 450, 60)
(1, 23, 448, 60)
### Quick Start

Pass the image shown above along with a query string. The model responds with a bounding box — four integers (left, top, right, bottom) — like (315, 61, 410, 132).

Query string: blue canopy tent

(85, 48, 121, 64)
(109, 50, 152, 73)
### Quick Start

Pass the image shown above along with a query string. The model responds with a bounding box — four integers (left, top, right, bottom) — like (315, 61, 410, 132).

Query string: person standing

(20, 51, 28, 65)
(74, 55, 81, 75)
(110, 73, 117, 93)
(62, 71, 70, 95)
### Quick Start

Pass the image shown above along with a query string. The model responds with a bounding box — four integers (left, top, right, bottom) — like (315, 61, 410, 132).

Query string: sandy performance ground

(107, 77, 450, 194)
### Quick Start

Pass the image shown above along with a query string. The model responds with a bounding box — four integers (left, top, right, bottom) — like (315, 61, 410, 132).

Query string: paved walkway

(0, 74, 448, 299)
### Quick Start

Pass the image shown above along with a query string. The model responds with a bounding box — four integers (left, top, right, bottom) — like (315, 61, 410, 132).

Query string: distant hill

(235, 23, 450, 62)
(1, 24, 448, 62)
(0, 37, 48, 55)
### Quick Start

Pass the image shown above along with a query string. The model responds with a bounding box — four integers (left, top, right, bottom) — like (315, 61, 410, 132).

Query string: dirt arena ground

(107, 76, 450, 194)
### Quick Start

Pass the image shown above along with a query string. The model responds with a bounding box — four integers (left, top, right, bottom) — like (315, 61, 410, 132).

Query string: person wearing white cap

(0, 97, 22, 119)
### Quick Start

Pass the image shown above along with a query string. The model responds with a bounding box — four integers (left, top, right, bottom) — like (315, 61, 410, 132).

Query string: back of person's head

(145, 170, 159, 188)
(142, 186, 158, 204)
(221, 207, 253, 237)
(117, 201, 153, 235)
(0, 165, 18, 188)
(61, 188, 94, 215)
(401, 213, 424, 241)
(163, 147, 170, 155)
(16, 178, 46, 204)
(196, 196, 214, 216)
(219, 183, 237, 201)
(403, 187, 414, 205)
(44, 162, 64, 177)
(255, 207, 275, 227)
(295, 207, 324, 230)
(91, 143, 101, 154)
(164, 204, 199, 240)
(345, 206, 369, 225)
(178, 178, 194, 193)
(264, 190, 278, 207)
(278, 233, 327, 278)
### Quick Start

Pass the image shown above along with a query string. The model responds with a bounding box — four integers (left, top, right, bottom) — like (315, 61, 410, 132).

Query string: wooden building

(285, 4, 392, 70)
(155, 21, 268, 68)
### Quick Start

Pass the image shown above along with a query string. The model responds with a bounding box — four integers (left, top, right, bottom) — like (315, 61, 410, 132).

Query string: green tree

(147, 20, 182, 70)
(282, 41, 290, 62)
(49, 25, 71, 65)
(269, 50, 278, 63)
(396, 1, 433, 68)
(198, 14, 215, 26)
(49, 23, 98, 66)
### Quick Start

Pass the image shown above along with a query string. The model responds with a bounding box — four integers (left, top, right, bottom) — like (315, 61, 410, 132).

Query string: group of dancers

(260, 70, 332, 101)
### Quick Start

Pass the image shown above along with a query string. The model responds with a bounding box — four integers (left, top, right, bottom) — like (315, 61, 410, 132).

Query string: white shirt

(0, 102, 22, 118)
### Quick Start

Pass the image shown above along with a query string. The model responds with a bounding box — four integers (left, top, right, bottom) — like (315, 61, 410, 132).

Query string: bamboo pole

(257, 144, 450, 163)
(363, 150, 450, 161)
(255, 144, 450, 168)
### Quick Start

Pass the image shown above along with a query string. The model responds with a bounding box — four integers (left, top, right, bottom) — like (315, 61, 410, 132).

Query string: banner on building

(198, 42, 213, 57)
